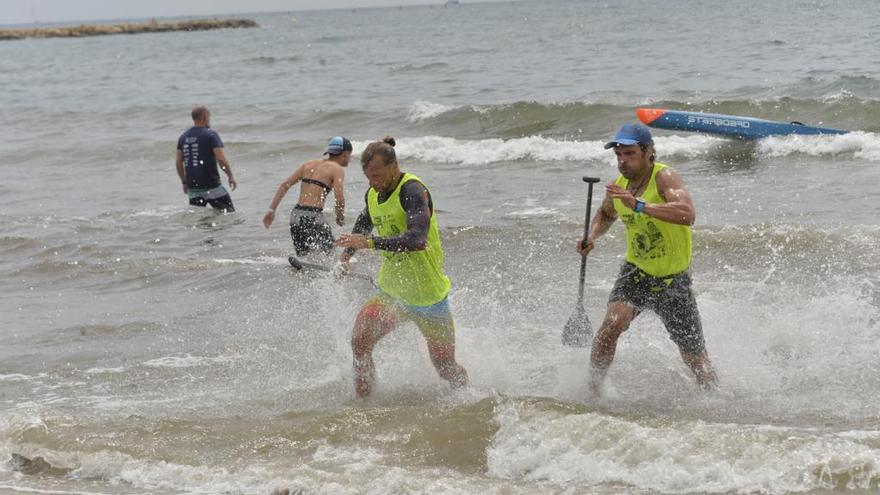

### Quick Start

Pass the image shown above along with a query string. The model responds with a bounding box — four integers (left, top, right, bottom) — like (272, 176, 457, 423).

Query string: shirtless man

(262, 136, 351, 255)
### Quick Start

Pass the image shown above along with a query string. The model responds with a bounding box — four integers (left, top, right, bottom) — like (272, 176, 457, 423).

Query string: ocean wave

(352, 134, 723, 166)
(405, 100, 457, 122)
(0, 373, 32, 382)
(347, 128, 880, 166)
(757, 131, 880, 160)
(391, 97, 880, 139)
(388, 62, 450, 73)
(0, 236, 39, 251)
(244, 55, 302, 65)
(487, 398, 880, 493)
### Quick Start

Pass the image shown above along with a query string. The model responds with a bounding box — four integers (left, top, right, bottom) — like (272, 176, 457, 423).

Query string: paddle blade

(562, 303, 592, 347)
(288, 256, 304, 270)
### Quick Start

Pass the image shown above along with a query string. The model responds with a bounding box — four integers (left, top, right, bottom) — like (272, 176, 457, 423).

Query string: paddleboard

(288, 256, 375, 285)
(636, 108, 848, 140)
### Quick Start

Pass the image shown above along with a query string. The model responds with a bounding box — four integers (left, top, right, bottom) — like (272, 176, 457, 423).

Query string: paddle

(288, 256, 375, 285)
(562, 176, 601, 347)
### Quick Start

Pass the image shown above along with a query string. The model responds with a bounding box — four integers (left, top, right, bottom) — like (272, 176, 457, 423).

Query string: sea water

(2, 1, 880, 493)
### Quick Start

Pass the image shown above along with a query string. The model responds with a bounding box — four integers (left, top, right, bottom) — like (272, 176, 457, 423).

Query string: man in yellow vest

(578, 123, 718, 398)
(336, 136, 468, 398)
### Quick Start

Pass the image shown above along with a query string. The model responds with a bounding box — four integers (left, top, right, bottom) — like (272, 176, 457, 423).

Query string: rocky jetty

(0, 18, 258, 41)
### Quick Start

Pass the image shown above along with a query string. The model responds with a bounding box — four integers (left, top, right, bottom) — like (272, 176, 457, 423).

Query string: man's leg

(414, 305, 468, 388)
(589, 301, 636, 397)
(657, 272, 719, 390)
(680, 351, 718, 390)
(351, 297, 398, 398)
(206, 194, 235, 213)
(426, 341, 468, 389)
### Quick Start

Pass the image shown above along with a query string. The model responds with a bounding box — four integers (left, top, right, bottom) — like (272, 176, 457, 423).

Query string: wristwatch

(634, 198, 646, 213)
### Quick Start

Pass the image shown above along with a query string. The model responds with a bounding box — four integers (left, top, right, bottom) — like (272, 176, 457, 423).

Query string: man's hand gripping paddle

(562, 176, 600, 347)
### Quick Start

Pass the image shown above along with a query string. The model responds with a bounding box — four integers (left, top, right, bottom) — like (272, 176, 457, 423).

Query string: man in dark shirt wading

(175, 105, 237, 212)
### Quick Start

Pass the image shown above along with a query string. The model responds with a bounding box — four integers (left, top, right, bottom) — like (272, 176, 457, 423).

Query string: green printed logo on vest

(632, 221, 667, 261)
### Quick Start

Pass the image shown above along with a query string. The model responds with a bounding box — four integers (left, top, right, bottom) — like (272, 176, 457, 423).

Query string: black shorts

(609, 262, 706, 355)
(290, 205, 334, 256)
(189, 194, 235, 212)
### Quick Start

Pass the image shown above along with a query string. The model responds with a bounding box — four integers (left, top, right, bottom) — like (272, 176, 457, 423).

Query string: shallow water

(2, 1, 880, 494)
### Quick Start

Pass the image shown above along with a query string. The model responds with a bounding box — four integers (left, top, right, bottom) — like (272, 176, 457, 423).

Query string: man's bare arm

(175, 150, 187, 194)
(332, 168, 346, 226)
(647, 168, 696, 226)
(214, 147, 237, 190)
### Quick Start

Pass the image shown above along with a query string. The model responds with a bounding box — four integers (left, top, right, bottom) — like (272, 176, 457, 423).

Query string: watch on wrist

(634, 198, 646, 213)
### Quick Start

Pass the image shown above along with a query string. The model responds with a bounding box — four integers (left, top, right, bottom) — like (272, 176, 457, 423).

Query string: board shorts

(290, 205, 333, 256)
(609, 262, 706, 355)
(188, 185, 234, 212)
(361, 291, 456, 344)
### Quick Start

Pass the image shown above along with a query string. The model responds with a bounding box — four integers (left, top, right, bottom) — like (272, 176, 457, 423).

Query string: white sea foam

(214, 256, 287, 266)
(504, 207, 560, 219)
(487, 399, 880, 494)
(73, 450, 269, 495)
(405, 100, 456, 122)
(142, 354, 235, 369)
(83, 367, 125, 375)
(757, 131, 880, 160)
(0, 484, 113, 495)
(2, 443, 518, 495)
(352, 132, 880, 166)
(127, 206, 181, 218)
(820, 88, 855, 103)
(0, 373, 32, 382)
(354, 134, 724, 166)
(312, 443, 383, 472)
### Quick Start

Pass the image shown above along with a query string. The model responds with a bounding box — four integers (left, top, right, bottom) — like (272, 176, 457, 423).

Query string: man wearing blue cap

(577, 123, 717, 397)
(263, 136, 351, 256)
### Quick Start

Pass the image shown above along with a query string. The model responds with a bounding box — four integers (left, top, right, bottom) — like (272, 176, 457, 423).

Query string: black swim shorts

(608, 262, 706, 355)
(290, 205, 334, 256)
(189, 194, 235, 212)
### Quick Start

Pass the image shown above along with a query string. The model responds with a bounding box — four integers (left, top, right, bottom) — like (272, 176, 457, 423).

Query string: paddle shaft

(577, 177, 600, 303)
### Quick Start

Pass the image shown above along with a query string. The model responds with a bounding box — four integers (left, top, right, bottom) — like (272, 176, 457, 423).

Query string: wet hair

(361, 135, 397, 168)
(191, 105, 209, 122)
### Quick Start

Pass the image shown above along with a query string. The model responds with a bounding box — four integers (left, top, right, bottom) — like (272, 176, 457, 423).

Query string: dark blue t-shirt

(177, 126, 224, 189)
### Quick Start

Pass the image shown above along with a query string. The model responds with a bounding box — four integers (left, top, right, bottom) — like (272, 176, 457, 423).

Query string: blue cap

(604, 123, 653, 149)
(324, 136, 352, 155)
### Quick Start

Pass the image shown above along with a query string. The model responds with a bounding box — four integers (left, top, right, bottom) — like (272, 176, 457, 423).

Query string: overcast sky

(1, 0, 505, 25)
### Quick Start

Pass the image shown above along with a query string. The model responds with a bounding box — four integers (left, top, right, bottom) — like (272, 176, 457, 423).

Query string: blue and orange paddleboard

(636, 108, 848, 140)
